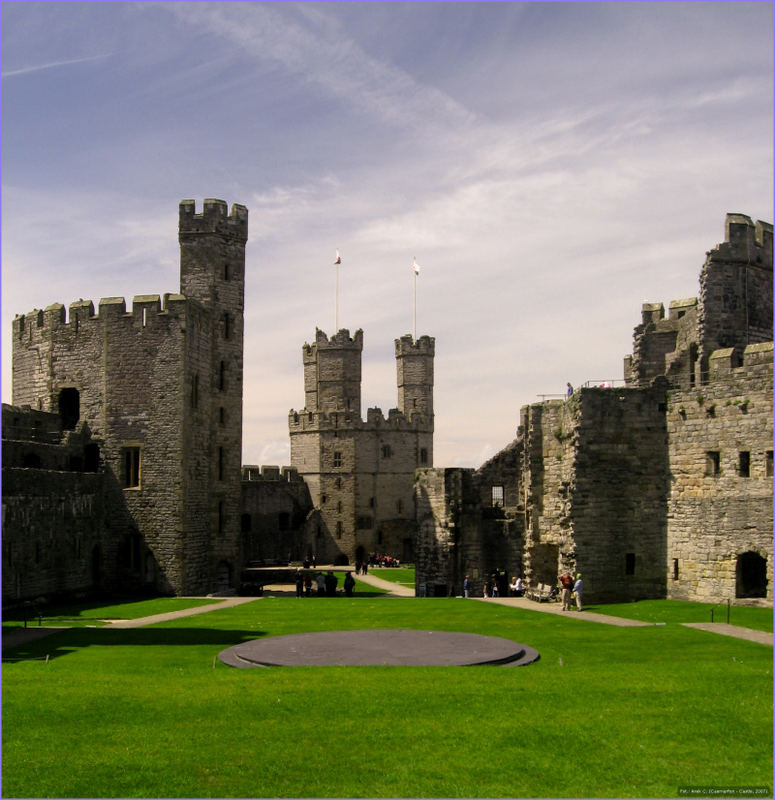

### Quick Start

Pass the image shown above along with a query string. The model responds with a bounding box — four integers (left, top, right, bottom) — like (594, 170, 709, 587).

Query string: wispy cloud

(2, 53, 112, 78)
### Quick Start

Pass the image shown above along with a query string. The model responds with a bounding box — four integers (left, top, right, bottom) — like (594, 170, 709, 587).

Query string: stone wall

(240, 466, 314, 566)
(666, 343, 773, 602)
(2, 405, 105, 603)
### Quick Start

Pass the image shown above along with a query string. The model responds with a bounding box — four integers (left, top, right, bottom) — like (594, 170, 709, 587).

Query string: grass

(365, 566, 415, 589)
(588, 600, 773, 632)
(2, 597, 772, 799)
(1, 596, 221, 629)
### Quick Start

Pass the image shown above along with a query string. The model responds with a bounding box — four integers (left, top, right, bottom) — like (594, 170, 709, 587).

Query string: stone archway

(736, 551, 768, 598)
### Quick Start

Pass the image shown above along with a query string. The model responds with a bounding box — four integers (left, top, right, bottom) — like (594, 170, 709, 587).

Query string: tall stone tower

(10, 198, 248, 597)
(289, 328, 434, 565)
(178, 199, 248, 591)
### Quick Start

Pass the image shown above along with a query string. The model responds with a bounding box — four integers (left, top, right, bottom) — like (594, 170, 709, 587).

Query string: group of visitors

(559, 572, 583, 611)
(294, 570, 357, 597)
(463, 571, 584, 609)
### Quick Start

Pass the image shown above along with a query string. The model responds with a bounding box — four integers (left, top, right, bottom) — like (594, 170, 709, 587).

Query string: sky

(2, 1, 773, 469)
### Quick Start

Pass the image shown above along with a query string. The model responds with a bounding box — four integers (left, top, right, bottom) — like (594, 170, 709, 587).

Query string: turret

(395, 334, 435, 419)
(178, 199, 248, 311)
(302, 328, 363, 415)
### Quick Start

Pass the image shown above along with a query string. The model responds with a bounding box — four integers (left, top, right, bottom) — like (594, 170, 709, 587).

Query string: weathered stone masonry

(416, 213, 773, 605)
(289, 328, 434, 566)
(5, 199, 247, 600)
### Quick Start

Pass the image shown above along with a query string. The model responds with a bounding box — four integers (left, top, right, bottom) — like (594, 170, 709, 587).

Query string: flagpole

(413, 269, 417, 341)
(336, 261, 339, 332)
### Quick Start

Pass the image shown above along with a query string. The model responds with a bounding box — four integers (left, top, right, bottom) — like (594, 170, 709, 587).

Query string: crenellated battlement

(13, 293, 190, 343)
(395, 333, 435, 356)
(179, 198, 248, 242)
(288, 405, 430, 432)
(303, 327, 364, 356)
(708, 213, 773, 265)
(708, 342, 774, 379)
(242, 465, 303, 482)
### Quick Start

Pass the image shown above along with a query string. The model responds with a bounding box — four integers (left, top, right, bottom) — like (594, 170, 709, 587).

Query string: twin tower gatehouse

(288, 328, 434, 566)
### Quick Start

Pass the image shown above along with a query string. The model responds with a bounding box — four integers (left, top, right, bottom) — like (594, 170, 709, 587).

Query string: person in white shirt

(572, 574, 583, 611)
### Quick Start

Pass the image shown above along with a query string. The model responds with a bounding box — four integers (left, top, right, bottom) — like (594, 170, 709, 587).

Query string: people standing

(560, 571, 573, 611)
(515, 576, 524, 597)
(316, 572, 326, 596)
(295, 570, 304, 598)
(463, 574, 471, 598)
(344, 571, 355, 597)
(573, 573, 583, 611)
(566, 382, 574, 397)
(304, 573, 313, 597)
(325, 570, 338, 597)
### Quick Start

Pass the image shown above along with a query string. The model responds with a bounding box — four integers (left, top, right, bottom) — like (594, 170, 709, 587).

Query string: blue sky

(2, 1, 772, 468)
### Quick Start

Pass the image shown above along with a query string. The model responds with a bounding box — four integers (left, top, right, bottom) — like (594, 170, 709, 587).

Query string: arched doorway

(736, 551, 768, 598)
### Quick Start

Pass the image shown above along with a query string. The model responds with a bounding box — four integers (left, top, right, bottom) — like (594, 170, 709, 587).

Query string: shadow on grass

(3, 626, 267, 662)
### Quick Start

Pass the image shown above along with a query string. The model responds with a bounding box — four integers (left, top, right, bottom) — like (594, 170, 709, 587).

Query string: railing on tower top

(537, 379, 628, 400)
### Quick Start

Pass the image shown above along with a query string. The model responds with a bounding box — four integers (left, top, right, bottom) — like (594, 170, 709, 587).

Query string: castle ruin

(3, 203, 772, 608)
(415, 213, 773, 605)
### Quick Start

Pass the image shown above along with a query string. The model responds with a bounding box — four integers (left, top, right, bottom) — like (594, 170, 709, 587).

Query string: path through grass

(3, 598, 772, 798)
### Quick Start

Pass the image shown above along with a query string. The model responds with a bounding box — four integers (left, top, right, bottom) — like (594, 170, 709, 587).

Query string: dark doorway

(58, 388, 80, 430)
(736, 551, 768, 598)
(355, 545, 365, 564)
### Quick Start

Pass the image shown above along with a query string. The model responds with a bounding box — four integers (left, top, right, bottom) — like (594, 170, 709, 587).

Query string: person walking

(572, 573, 583, 611)
(463, 574, 471, 598)
(559, 571, 573, 611)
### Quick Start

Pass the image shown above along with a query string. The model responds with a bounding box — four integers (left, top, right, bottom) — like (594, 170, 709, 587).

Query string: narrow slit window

(739, 451, 750, 478)
(123, 447, 141, 488)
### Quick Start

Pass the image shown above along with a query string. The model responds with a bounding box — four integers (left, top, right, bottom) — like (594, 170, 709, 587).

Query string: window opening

(705, 451, 720, 476)
(123, 447, 141, 488)
(333, 451, 342, 468)
(767, 451, 773, 478)
(491, 486, 504, 507)
(625, 553, 636, 575)
(739, 451, 750, 478)
(58, 387, 80, 431)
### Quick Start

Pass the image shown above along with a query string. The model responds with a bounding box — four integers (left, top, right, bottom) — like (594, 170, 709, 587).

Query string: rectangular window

(218, 447, 224, 481)
(491, 486, 504, 507)
(705, 451, 720, 476)
(767, 451, 773, 478)
(381, 444, 392, 458)
(625, 553, 636, 575)
(739, 451, 750, 478)
(190, 374, 199, 409)
(673, 558, 679, 580)
(223, 313, 231, 340)
(333, 451, 342, 468)
(336, 521, 343, 539)
(357, 516, 373, 530)
(420, 448, 428, 464)
(219, 360, 226, 391)
(123, 447, 141, 488)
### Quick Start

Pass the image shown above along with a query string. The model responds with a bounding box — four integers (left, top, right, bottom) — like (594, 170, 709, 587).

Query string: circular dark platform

(218, 629, 540, 668)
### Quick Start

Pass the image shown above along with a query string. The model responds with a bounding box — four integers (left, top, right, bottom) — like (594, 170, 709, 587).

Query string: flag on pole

(412, 257, 420, 275)
(334, 249, 342, 265)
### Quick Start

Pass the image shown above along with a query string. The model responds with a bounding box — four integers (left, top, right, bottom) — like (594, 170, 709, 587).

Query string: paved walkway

(477, 596, 654, 626)
(682, 622, 773, 646)
(353, 570, 415, 597)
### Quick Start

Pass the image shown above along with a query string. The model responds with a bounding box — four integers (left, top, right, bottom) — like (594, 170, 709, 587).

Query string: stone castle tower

(289, 328, 434, 565)
(9, 199, 247, 597)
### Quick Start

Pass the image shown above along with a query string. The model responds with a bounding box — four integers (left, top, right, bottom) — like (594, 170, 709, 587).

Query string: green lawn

(366, 566, 415, 589)
(1, 597, 222, 629)
(588, 600, 773, 632)
(2, 598, 772, 799)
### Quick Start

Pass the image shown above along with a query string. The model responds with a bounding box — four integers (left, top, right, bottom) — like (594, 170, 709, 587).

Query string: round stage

(218, 629, 540, 667)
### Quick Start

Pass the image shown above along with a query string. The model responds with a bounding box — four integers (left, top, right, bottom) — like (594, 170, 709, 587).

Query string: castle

(3, 202, 772, 608)
(414, 214, 773, 604)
